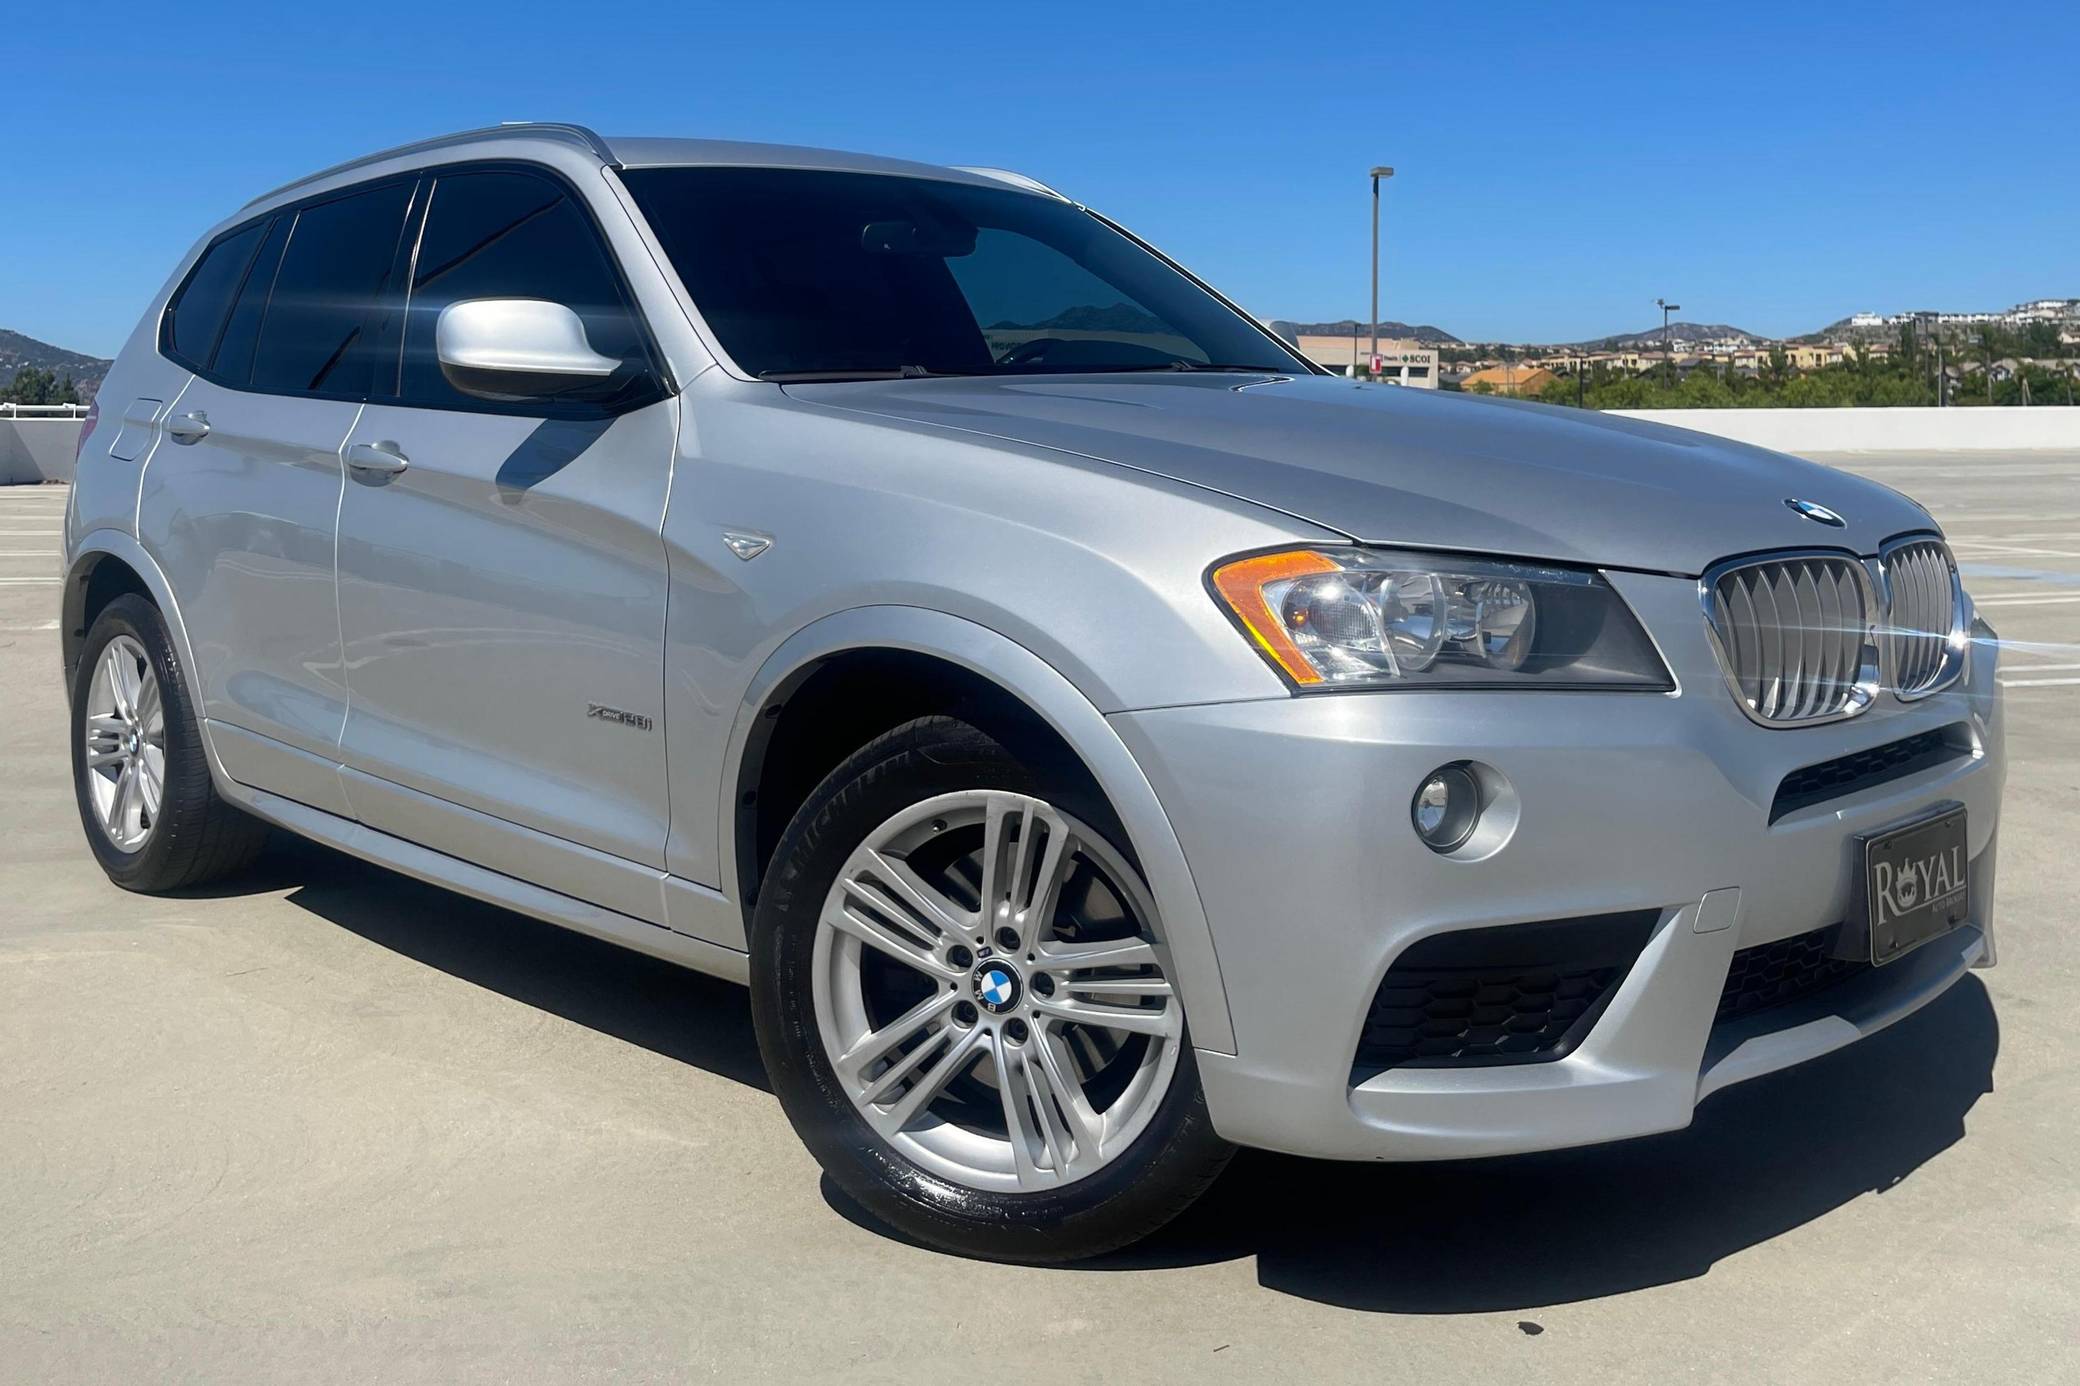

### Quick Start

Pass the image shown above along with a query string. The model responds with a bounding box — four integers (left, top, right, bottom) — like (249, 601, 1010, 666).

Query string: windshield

(618, 166, 1308, 380)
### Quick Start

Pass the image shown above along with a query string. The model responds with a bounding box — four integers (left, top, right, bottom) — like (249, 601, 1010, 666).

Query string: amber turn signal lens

(1210, 549, 1341, 685)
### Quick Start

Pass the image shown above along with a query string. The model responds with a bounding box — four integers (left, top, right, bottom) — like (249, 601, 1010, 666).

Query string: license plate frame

(1860, 806, 1970, 966)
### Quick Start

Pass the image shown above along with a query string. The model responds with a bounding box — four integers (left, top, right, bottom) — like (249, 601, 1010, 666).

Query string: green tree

(1763, 346, 1793, 389)
(3, 366, 59, 404)
(1676, 366, 1733, 409)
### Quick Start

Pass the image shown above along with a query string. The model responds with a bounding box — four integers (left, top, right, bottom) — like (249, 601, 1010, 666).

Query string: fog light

(1412, 764, 1481, 852)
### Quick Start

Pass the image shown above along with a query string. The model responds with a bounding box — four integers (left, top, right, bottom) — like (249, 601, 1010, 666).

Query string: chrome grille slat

(1813, 564, 1845, 714)
(1725, 577, 1762, 711)
(1792, 563, 1825, 721)
(1756, 569, 1785, 718)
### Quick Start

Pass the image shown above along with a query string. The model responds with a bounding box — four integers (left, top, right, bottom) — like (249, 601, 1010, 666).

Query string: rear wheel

(71, 595, 267, 891)
(751, 715, 1232, 1262)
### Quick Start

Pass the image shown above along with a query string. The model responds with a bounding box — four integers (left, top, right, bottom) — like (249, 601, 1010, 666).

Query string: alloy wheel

(81, 635, 165, 852)
(812, 790, 1182, 1193)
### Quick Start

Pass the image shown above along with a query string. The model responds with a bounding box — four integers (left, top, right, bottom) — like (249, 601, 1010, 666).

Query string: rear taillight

(74, 400, 100, 463)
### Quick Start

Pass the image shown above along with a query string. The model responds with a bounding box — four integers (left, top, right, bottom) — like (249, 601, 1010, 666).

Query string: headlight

(1208, 546, 1673, 691)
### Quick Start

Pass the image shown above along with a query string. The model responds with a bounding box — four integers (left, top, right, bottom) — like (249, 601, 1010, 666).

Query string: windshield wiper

(759, 365, 973, 382)
(1048, 360, 1294, 375)
(1169, 361, 1294, 373)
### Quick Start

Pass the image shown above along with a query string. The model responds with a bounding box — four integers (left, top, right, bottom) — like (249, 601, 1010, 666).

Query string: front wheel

(750, 716, 1232, 1261)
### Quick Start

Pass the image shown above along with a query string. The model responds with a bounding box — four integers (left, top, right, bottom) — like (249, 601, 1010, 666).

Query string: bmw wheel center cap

(974, 961, 1023, 1014)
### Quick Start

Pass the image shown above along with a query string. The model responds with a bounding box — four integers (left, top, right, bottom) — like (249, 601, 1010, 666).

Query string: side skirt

(222, 780, 751, 985)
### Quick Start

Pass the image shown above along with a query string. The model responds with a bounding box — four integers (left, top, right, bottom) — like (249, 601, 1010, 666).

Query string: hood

(783, 373, 1935, 575)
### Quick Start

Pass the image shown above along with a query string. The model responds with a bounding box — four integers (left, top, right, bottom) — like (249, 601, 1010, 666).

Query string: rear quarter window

(209, 215, 292, 387)
(162, 220, 267, 369)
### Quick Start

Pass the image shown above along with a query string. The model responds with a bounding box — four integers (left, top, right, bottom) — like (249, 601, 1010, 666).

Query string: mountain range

(1564, 322, 1765, 349)
(1, 328, 112, 395)
(1269, 319, 1463, 346)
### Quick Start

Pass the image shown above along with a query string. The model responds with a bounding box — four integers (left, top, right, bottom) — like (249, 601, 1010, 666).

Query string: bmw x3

(62, 124, 2005, 1261)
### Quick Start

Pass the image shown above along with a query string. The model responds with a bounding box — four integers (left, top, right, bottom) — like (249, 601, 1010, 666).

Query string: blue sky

(11, 1, 2075, 357)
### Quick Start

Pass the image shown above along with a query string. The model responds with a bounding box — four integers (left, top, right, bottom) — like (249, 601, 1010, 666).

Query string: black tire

(70, 594, 268, 892)
(750, 715, 1233, 1262)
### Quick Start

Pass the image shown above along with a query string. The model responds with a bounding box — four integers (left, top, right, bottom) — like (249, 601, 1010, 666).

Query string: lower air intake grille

(1770, 723, 1973, 822)
(1715, 925, 1868, 1026)
(1355, 911, 1659, 1074)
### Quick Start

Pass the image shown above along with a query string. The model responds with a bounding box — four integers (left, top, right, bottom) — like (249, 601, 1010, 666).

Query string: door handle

(345, 441, 410, 479)
(166, 411, 210, 445)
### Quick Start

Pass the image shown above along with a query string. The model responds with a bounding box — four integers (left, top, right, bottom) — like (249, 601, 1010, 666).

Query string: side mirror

(435, 298, 626, 403)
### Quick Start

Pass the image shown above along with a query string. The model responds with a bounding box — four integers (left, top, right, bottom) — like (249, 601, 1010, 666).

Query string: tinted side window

(210, 215, 291, 387)
(164, 221, 266, 368)
(251, 180, 415, 397)
(398, 170, 644, 409)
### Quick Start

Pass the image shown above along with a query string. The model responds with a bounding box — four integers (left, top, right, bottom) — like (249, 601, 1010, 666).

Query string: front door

(332, 167, 675, 921)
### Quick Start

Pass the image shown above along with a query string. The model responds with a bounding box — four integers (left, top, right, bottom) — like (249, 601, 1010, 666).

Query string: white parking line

(0, 578, 58, 586)
(2000, 662, 2080, 673)
(2000, 677, 2080, 688)
(0, 620, 59, 632)
(1940, 513, 2080, 525)
(1954, 546, 2080, 559)
(1963, 586, 2080, 603)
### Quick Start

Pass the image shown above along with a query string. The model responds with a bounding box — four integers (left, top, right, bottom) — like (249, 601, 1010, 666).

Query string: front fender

(721, 604, 1236, 1055)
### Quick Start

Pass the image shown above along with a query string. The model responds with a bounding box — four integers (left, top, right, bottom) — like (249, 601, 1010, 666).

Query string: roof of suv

(245, 122, 1063, 211)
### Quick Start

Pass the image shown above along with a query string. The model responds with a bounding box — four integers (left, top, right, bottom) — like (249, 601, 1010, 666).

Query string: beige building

(1784, 343, 1847, 370)
(1290, 335, 1440, 388)
(1460, 364, 1556, 397)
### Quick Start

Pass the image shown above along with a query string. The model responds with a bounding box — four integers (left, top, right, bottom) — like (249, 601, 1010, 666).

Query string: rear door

(332, 166, 676, 920)
(139, 179, 418, 808)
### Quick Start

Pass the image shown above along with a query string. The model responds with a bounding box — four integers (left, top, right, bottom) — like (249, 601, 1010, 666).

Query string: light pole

(1656, 297, 1681, 373)
(1370, 166, 1395, 376)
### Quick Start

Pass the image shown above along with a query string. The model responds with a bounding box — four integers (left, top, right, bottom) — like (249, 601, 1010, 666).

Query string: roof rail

(952, 167, 1069, 201)
(241, 122, 617, 209)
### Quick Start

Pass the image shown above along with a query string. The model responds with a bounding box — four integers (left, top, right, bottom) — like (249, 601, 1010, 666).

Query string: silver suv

(64, 124, 2005, 1261)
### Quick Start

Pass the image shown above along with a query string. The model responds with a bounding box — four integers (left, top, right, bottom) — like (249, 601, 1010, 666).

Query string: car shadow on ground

(209, 833, 770, 1093)
(207, 835, 1996, 1311)
(1091, 975, 1998, 1312)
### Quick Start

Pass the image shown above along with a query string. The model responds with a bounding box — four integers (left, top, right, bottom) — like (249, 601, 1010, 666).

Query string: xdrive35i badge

(587, 703, 653, 732)
(1784, 497, 1846, 527)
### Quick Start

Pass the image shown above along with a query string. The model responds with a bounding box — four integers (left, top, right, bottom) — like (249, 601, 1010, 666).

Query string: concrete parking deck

(2, 456, 2074, 1382)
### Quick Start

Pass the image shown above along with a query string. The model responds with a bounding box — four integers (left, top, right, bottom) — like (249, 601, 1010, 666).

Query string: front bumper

(1113, 570, 2006, 1161)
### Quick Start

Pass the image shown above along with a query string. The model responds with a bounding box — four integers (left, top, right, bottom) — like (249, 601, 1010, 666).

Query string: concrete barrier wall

(1608, 406, 2080, 453)
(0, 419, 84, 484)
(6, 407, 2075, 484)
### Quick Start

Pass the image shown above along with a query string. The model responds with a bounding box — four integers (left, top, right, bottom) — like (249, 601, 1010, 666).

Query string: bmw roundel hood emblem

(1784, 497, 1846, 527)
